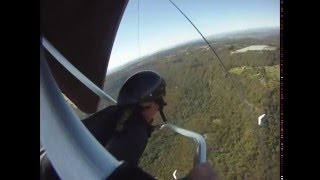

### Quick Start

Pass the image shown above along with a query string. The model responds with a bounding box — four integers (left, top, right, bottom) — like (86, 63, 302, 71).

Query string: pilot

(106, 70, 167, 166)
(106, 70, 219, 179)
(41, 70, 218, 180)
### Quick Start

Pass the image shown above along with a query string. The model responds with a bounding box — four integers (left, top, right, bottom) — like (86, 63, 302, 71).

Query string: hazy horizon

(108, 0, 280, 72)
(107, 26, 279, 74)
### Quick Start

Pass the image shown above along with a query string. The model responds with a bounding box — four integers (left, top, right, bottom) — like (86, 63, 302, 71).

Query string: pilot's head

(117, 70, 166, 123)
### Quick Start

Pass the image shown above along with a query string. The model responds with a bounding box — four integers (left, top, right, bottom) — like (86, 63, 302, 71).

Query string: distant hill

(207, 27, 280, 41)
(107, 27, 280, 75)
(167, 26, 280, 49)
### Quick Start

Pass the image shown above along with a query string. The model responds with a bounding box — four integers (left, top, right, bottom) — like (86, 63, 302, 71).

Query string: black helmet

(117, 70, 166, 106)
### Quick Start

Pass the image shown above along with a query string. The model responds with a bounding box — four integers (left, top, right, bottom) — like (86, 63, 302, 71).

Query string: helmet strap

(159, 109, 167, 122)
(154, 96, 167, 122)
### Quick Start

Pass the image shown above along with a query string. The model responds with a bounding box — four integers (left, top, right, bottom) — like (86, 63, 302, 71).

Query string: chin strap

(155, 97, 167, 122)
(159, 109, 167, 122)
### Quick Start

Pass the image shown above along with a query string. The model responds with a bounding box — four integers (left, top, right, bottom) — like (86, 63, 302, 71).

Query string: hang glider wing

(41, 0, 129, 113)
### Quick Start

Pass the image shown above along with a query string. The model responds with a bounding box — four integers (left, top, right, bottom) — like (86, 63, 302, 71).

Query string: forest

(95, 29, 280, 180)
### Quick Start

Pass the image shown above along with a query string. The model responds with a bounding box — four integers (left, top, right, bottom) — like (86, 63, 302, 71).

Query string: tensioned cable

(167, 1, 266, 122)
(138, 0, 141, 57)
(168, 0, 244, 97)
(168, 0, 271, 173)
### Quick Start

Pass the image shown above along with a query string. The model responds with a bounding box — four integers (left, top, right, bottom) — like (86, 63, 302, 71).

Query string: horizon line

(107, 25, 279, 74)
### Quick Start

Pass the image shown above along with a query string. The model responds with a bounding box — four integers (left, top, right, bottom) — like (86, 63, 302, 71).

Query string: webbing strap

(42, 37, 117, 104)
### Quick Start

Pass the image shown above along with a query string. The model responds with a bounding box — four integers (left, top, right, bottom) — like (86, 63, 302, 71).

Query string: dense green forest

(97, 29, 280, 179)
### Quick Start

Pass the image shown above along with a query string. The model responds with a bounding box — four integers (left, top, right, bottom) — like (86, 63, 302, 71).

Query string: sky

(107, 0, 280, 72)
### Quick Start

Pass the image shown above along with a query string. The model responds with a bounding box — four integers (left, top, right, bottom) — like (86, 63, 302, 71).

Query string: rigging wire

(168, 0, 271, 174)
(167, 0, 264, 121)
(138, 0, 141, 57)
(168, 0, 243, 98)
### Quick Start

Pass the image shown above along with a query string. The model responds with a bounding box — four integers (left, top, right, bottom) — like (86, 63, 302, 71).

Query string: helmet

(117, 70, 166, 106)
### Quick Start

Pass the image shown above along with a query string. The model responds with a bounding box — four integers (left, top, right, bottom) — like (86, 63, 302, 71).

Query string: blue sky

(108, 0, 280, 72)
